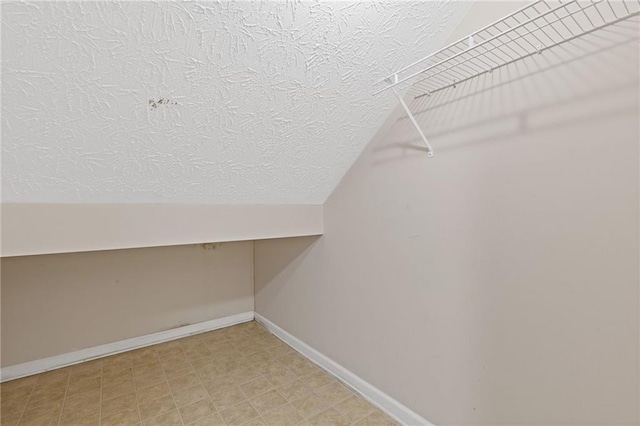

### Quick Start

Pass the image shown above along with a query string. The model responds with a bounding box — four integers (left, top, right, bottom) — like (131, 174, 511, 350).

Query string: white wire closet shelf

(374, 0, 640, 157)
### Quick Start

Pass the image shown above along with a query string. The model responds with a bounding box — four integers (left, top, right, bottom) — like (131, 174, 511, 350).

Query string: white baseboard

(1, 311, 254, 383)
(254, 313, 433, 426)
(3, 311, 432, 426)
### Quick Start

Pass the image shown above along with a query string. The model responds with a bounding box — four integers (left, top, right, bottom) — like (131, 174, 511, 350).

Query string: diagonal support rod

(392, 87, 434, 158)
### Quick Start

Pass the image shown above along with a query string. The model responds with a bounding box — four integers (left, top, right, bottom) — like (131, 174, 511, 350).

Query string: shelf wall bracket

(389, 74, 434, 157)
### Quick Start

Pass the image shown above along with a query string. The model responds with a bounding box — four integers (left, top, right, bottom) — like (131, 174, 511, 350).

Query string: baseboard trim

(254, 313, 432, 426)
(1, 311, 254, 383)
(3, 311, 433, 425)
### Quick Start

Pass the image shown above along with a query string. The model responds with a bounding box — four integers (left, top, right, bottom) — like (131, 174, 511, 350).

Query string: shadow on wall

(374, 16, 639, 163)
(254, 236, 321, 296)
(360, 15, 639, 424)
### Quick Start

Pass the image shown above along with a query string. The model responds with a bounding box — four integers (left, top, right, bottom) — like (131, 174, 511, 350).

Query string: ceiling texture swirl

(2, 1, 470, 204)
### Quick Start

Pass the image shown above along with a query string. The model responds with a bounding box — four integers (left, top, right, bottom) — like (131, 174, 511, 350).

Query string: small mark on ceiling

(149, 98, 178, 110)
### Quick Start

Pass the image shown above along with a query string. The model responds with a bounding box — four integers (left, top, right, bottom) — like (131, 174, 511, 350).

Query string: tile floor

(0, 321, 398, 426)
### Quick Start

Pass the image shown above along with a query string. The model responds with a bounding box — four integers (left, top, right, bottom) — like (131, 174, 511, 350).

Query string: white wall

(0, 203, 323, 257)
(254, 2, 640, 424)
(1, 242, 253, 367)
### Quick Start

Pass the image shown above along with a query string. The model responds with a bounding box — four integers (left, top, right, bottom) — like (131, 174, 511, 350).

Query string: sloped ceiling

(2, 1, 470, 204)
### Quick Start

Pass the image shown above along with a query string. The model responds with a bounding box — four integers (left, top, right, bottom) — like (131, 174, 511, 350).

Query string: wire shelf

(374, 0, 640, 99)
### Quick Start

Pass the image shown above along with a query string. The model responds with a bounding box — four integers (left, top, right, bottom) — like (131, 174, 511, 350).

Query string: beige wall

(1, 242, 253, 367)
(1, 204, 322, 257)
(255, 2, 640, 425)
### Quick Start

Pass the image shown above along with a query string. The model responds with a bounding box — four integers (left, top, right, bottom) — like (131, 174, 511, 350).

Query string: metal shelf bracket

(389, 74, 434, 158)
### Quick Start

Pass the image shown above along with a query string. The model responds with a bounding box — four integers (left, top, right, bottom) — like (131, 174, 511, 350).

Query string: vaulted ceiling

(2, 1, 470, 204)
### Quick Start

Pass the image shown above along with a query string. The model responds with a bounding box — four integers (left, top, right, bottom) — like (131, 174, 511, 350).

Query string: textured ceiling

(2, 1, 470, 204)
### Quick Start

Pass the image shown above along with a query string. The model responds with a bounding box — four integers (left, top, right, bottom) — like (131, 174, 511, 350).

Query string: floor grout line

(132, 354, 147, 426)
(56, 367, 73, 426)
(178, 338, 216, 425)
(14, 374, 37, 426)
(98, 369, 103, 426)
